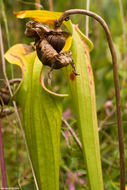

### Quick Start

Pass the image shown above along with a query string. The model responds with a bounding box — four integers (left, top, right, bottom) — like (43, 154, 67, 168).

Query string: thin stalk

(35, 0, 41, 10)
(0, 0, 14, 78)
(55, 9, 125, 190)
(102, 121, 127, 127)
(0, 120, 7, 188)
(86, 0, 90, 37)
(48, 0, 53, 11)
(118, 0, 126, 53)
(0, 25, 39, 190)
(118, 0, 127, 100)
(0, 0, 10, 48)
(98, 108, 116, 131)
(62, 117, 82, 151)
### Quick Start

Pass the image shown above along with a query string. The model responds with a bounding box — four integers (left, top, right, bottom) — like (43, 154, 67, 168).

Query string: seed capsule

(25, 21, 79, 76)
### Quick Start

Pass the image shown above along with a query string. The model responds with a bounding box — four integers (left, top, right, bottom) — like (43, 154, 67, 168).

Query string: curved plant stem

(55, 9, 125, 190)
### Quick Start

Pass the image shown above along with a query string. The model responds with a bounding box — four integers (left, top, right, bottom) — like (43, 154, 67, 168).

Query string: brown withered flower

(25, 20, 78, 78)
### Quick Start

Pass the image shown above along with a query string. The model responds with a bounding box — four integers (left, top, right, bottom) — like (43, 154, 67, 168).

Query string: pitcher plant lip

(40, 67, 68, 97)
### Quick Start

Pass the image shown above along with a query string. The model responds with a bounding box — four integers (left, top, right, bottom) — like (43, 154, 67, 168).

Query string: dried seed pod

(46, 34, 66, 53)
(25, 21, 79, 76)
(36, 38, 73, 69)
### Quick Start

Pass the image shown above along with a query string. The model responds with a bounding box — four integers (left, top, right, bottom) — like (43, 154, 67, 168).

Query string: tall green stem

(0, 0, 14, 78)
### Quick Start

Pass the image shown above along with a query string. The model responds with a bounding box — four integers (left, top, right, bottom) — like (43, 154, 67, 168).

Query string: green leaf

(64, 21, 104, 190)
(4, 44, 63, 190)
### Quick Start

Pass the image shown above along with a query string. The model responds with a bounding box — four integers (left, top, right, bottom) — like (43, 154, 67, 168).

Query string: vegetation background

(0, 0, 127, 189)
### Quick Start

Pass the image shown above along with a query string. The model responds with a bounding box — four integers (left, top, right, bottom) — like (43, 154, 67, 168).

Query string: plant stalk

(86, 0, 90, 37)
(55, 9, 125, 190)
(48, 0, 53, 11)
(0, 0, 14, 78)
(62, 117, 82, 151)
(35, 0, 41, 10)
(0, 120, 7, 188)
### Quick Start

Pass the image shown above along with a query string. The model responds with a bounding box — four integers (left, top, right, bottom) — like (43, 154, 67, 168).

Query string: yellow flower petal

(14, 10, 62, 26)
(4, 44, 34, 71)
(62, 35, 72, 51)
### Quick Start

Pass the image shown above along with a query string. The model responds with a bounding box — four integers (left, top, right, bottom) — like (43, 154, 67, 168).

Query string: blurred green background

(0, 0, 127, 189)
